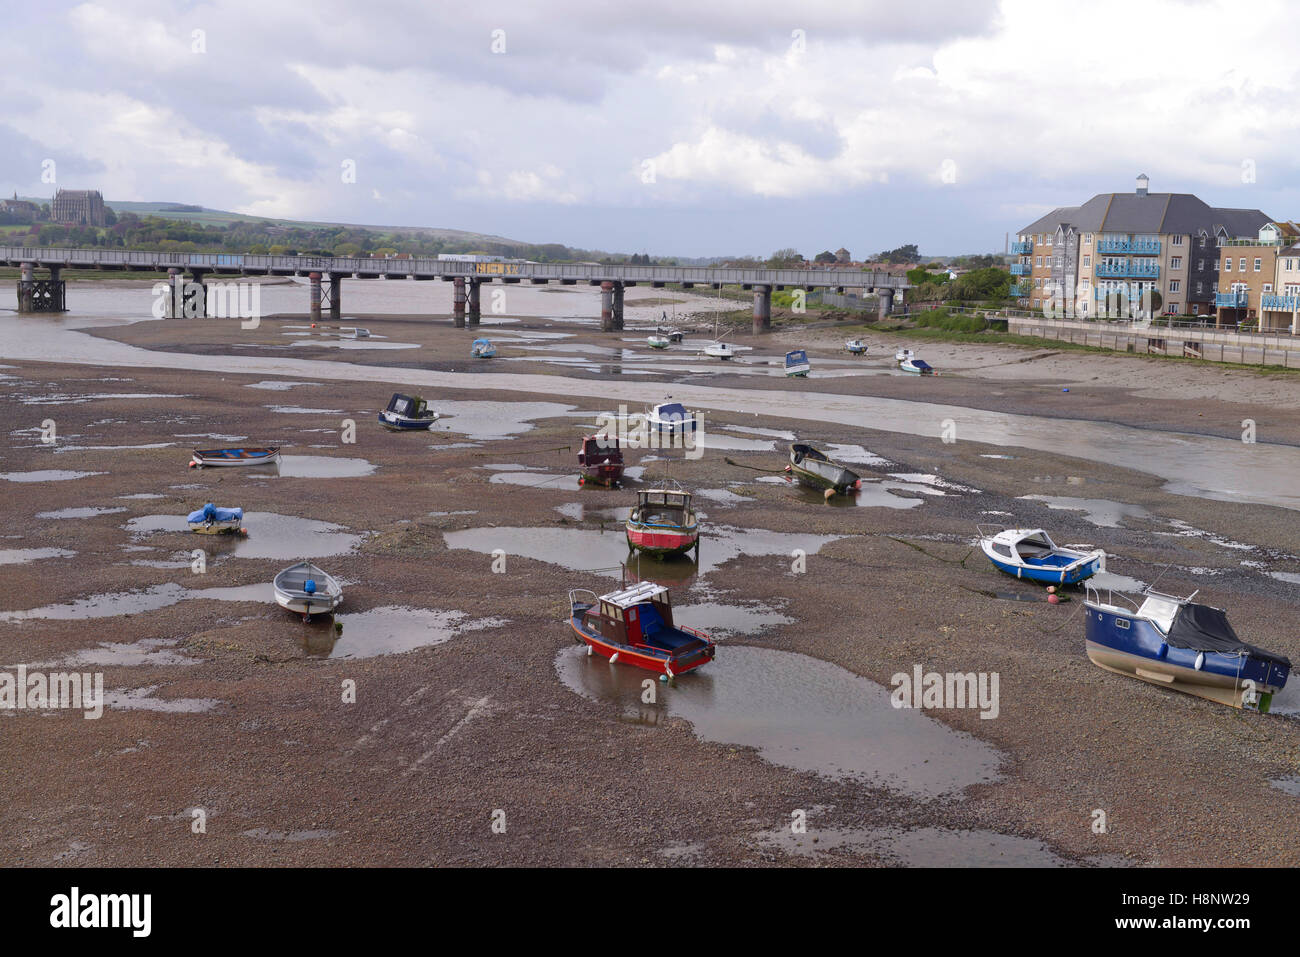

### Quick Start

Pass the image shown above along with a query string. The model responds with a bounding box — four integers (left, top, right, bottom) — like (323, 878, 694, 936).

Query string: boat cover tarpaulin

(1166, 603, 1292, 667)
(187, 504, 243, 523)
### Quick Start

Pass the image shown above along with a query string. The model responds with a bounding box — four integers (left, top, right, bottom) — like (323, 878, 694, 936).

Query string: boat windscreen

(657, 403, 686, 418)
(388, 394, 411, 414)
(1166, 603, 1292, 666)
(786, 351, 807, 363)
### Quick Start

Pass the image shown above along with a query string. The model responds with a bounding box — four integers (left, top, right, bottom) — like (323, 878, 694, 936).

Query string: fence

(1008, 317, 1300, 368)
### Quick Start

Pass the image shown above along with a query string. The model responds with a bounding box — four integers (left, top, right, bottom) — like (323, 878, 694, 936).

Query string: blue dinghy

(784, 350, 811, 377)
(471, 338, 497, 358)
(1084, 586, 1291, 711)
(978, 525, 1104, 585)
(378, 393, 439, 431)
(187, 503, 245, 535)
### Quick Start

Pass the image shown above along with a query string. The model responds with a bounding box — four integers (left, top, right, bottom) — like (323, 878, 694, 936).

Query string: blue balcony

(1095, 260, 1160, 278)
(1215, 291, 1248, 308)
(1008, 283, 1029, 297)
(1010, 241, 1033, 254)
(1131, 239, 1161, 255)
(1098, 238, 1161, 256)
(1009, 263, 1031, 275)
(1097, 238, 1131, 254)
(1262, 293, 1298, 311)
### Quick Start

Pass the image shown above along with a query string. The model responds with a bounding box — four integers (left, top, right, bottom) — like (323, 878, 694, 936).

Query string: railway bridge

(0, 246, 910, 333)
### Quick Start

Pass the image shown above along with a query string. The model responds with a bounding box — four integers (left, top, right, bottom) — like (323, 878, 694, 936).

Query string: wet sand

(3, 308, 1300, 867)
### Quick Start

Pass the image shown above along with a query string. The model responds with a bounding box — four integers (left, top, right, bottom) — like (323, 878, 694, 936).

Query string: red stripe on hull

(626, 526, 697, 555)
(570, 621, 713, 675)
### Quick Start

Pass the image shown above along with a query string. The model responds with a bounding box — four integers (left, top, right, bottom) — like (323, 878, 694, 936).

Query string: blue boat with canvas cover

(646, 399, 698, 437)
(471, 338, 497, 358)
(978, 525, 1104, 585)
(784, 350, 811, 377)
(378, 392, 440, 431)
(187, 503, 245, 535)
(1084, 585, 1291, 711)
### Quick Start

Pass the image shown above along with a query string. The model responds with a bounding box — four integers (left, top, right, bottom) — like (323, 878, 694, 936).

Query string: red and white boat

(568, 581, 716, 676)
(625, 488, 698, 557)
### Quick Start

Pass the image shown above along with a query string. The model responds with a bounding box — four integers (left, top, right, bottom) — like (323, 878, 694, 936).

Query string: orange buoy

(1048, 594, 1060, 604)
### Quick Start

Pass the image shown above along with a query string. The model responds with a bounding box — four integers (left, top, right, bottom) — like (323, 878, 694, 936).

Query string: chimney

(1136, 173, 1149, 197)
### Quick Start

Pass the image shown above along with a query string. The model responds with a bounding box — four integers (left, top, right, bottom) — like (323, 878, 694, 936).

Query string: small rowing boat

(703, 341, 735, 359)
(784, 349, 811, 377)
(788, 443, 861, 497)
(569, 581, 715, 676)
(978, 525, 1104, 584)
(471, 338, 497, 358)
(186, 503, 246, 535)
(190, 447, 280, 468)
(647, 334, 670, 349)
(1084, 585, 1291, 711)
(273, 561, 343, 622)
(626, 488, 699, 557)
(378, 393, 440, 431)
(578, 433, 624, 487)
(845, 339, 867, 355)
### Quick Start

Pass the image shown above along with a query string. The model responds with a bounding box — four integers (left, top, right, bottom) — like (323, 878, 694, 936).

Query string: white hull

(193, 453, 280, 467)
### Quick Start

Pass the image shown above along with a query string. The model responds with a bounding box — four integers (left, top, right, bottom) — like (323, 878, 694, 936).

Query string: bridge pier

(188, 269, 210, 318)
(16, 262, 33, 312)
(612, 282, 624, 330)
(453, 277, 466, 327)
(752, 284, 771, 334)
(468, 279, 481, 326)
(164, 268, 183, 318)
(308, 272, 322, 324)
(877, 288, 894, 319)
(15, 262, 68, 313)
(600, 281, 615, 331)
(328, 273, 345, 322)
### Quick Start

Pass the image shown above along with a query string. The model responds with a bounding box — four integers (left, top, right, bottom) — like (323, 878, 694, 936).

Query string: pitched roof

(1019, 191, 1270, 238)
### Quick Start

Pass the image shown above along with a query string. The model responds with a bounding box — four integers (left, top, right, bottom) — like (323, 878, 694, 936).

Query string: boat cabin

(632, 488, 694, 523)
(987, 528, 1062, 565)
(580, 581, 706, 656)
(385, 393, 431, 418)
(785, 350, 809, 366)
(578, 433, 623, 468)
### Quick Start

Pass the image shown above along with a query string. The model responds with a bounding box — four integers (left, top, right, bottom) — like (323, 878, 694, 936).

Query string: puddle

(124, 512, 361, 559)
(275, 455, 376, 479)
(1268, 571, 1300, 585)
(757, 825, 1071, 866)
(980, 454, 1016, 460)
(0, 547, 76, 565)
(266, 405, 345, 415)
(241, 828, 338, 841)
(36, 506, 128, 519)
(310, 606, 506, 659)
(118, 493, 166, 500)
(433, 400, 575, 440)
(26, 637, 197, 668)
(764, 474, 926, 510)
(488, 470, 574, 489)
(19, 392, 189, 405)
(444, 524, 843, 578)
(1, 583, 189, 622)
(824, 444, 891, 467)
(1018, 495, 1151, 528)
(245, 380, 320, 391)
(555, 645, 1001, 796)
(669, 602, 793, 637)
(0, 470, 105, 482)
(694, 488, 752, 507)
(697, 433, 777, 453)
(104, 686, 219, 713)
(889, 473, 979, 493)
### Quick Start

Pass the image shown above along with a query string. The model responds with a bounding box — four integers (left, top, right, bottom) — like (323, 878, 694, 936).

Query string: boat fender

(665, 663, 674, 679)
(304, 579, 317, 595)
(1098, 551, 1107, 571)
(1194, 652, 1205, 671)
(1157, 642, 1168, 660)
(609, 652, 619, 665)
(586, 644, 592, 657)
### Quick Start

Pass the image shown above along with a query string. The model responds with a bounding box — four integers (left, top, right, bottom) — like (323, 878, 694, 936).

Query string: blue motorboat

(1084, 586, 1291, 711)
(844, 339, 867, 355)
(378, 393, 440, 431)
(978, 525, 1104, 585)
(645, 399, 698, 437)
(471, 338, 497, 358)
(784, 350, 811, 377)
(186, 503, 245, 535)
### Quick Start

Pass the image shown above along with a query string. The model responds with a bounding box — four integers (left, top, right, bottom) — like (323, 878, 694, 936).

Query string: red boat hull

(569, 618, 714, 675)
(582, 463, 624, 487)
(626, 524, 698, 556)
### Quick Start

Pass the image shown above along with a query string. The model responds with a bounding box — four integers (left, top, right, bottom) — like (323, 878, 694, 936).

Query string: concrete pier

(453, 277, 466, 328)
(17, 262, 33, 312)
(468, 279, 481, 326)
(877, 288, 895, 319)
(165, 268, 183, 318)
(612, 282, 624, 330)
(600, 281, 615, 331)
(308, 272, 322, 324)
(752, 284, 771, 334)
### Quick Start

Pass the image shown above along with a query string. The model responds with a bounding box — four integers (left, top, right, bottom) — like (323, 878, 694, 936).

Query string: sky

(2, 0, 1299, 258)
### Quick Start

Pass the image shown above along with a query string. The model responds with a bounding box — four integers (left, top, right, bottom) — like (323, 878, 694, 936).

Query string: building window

(1170, 256, 1182, 269)
(1170, 303, 1180, 313)
(1224, 259, 1232, 272)
(1171, 235, 1184, 246)
(1214, 260, 1220, 271)
(1240, 258, 1247, 271)
(1035, 278, 1043, 287)
(1082, 255, 1091, 268)
(1199, 236, 1207, 248)
(1045, 235, 1053, 247)
(1264, 283, 1273, 293)
(1169, 280, 1180, 292)
(1254, 258, 1262, 272)
(1196, 281, 1203, 293)
(1084, 233, 1092, 245)
(1055, 257, 1062, 268)
(1197, 260, 1203, 270)
(1035, 256, 1042, 267)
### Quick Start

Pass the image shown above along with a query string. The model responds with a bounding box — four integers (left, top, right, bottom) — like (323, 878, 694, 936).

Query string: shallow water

(0, 547, 76, 565)
(757, 824, 1072, 866)
(35, 506, 128, 519)
(124, 511, 362, 559)
(555, 645, 1002, 797)
(309, 606, 506, 659)
(1018, 494, 1152, 528)
(0, 469, 104, 483)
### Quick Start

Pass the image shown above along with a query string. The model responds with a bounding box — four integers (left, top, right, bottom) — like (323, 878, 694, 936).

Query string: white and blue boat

(378, 392, 440, 431)
(845, 339, 867, 355)
(978, 526, 1104, 585)
(187, 503, 245, 535)
(896, 349, 935, 374)
(784, 350, 811, 377)
(1084, 586, 1291, 711)
(646, 399, 699, 437)
(471, 338, 497, 358)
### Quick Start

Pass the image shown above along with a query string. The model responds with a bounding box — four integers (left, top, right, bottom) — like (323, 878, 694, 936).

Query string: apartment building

(1214, 222, 1300, 329)
(1012, 175, 1270, 318)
